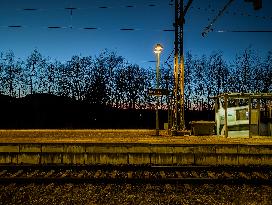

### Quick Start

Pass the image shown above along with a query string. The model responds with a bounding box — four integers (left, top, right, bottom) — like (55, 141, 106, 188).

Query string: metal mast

(170, 0, 193, 135)
(171, 0, 185, 135)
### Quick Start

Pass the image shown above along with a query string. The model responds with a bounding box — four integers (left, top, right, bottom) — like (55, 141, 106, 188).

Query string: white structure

(213, 93, 272, 138)
(216, 104, 249, 137)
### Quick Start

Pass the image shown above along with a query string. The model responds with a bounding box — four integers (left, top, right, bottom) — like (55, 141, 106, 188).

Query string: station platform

(0, 129, 272, 166)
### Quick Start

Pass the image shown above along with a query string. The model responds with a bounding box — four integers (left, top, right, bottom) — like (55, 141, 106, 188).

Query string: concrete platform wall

(0, 143, 272, 166)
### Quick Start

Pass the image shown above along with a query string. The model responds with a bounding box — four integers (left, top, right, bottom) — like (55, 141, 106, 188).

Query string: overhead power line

(7, 26, 170, 32)
(190, 5, 272, 21)
(23, 8, 38, 11)
(0, 24, 174, 32)
(3, 2, 271, 36)
(191, 6, 272, 20)
(14, 2, 165, 12)
(217, 30, 272, 33)
(83, 27, 98, 30)
(48, 26, 62, 29)
(202, 0, 236, 37)
(8, 25, 22, 28)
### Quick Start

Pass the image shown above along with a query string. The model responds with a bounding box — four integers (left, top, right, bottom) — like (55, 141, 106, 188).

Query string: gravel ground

(0, 183, 271, 205)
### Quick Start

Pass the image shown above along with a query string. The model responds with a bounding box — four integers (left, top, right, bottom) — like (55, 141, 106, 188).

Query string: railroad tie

(175, 171, 182, 178)
(27, 170, 39, 178)
(60, 170, 70, 178)
(191, 171, 199, 178)
(144, 171, 150, 179)
(77, 170, 87, 178)
(0, 170, 7, 177)
(44, 170, 55, 178)
(252, 172, 268, 180)
(94, 170, 102, 179)
(160, 171, 166, 179)
(127, 171, 133, 179)
(223, 172, 232, 179)
(11, 170, 23, 178)
(207, 171, 217, 179)
(111, 170, 118, 179)
(239, 172, 250, 180)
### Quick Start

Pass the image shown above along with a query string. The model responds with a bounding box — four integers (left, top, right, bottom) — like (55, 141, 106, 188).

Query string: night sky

(1, 0, 272, 68)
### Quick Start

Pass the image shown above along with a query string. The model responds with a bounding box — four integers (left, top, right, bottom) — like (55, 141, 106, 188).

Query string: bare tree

(0, 52, 4, 94)
(184, 51, 194, 110)
(192, 55, 207, 110)
(206, 51, 229, 109)
(44, 60, 64, 95)
(233, 48, 255, 93)
(25, 49, 46, 94)
(85, 50, 125, 105)
(115, 64, 148, 109)
(114, 66, 126, 108)
(86, 55, 109, 105)
(95, 50, 125, 106)
(65, 56, 92, 100)
(1, 51, 24, 97)
(57, 62, 71, 97)
(262, 51, 272, 92)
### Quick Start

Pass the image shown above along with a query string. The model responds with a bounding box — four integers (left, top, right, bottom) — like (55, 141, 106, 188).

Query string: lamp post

(154, 44, 163, 136)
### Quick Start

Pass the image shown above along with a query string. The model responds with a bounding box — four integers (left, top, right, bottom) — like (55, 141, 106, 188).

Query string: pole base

(170, 129, 177, 136)
(170, 129, 191, 136)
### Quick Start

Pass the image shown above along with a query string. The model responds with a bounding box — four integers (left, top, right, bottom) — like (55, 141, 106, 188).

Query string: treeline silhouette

(0, 48, 271, 129)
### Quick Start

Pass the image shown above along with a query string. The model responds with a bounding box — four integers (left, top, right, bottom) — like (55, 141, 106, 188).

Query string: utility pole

(171, 0, 193, 135)
(175, 0, 185, 133)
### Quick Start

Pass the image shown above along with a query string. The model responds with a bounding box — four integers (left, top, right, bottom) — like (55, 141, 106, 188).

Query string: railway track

(0, 165, 271, 184)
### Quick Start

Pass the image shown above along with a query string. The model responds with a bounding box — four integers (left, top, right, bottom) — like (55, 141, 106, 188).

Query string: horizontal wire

(83, 27, 98, 30)
(3, 4, 271, 34)
(9, 3, 271, 25)
(11, 2, 167, 12)
(10, 24, 262, 33)
(0, 25, 174, 32)
(216, 30, 272, 33)
(9, 3, 272, 21)
(191, 5, 272, 21)
(202, 0, 236, 37)
(23, 8, 38, 11)
(8, 25, 22, 28)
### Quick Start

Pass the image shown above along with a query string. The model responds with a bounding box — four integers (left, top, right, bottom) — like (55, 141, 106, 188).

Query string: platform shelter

(213, 93, 272, 138)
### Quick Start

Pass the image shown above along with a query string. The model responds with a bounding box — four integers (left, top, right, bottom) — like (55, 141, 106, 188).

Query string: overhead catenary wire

(216, 30, 272, 33)
(83, 27, 98, 30)
(198, 0, 272, 35)
(1, 24, 174, 32)
(0, 2, 170, 32)
(2, 2, 271, 38)
(191, 5, 271, 20)
(44, 5, 272, 21)
(1, 2, 172, 32)
(3, 2, 271, 33)
(23, 8, 38, 11)
(202, 0, 236, 37)
(13, 2, 164, 12)
(8, 25, 22, 28)
(3, 24, 272, 34)
(164, 49, 175, 65)
(13, 2, 272, 21)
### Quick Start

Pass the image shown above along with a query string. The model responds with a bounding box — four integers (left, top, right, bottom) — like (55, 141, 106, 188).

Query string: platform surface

(0, 129, 271, 145)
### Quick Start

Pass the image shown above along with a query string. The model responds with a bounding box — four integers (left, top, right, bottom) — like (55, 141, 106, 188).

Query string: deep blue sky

(1, 0, 271, 68)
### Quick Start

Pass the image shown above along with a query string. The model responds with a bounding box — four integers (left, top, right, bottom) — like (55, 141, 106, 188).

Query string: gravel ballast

(0, 183, 271, 205)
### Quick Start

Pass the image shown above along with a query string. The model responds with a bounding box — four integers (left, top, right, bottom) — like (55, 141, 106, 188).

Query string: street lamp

(154, 43, 163, 136)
